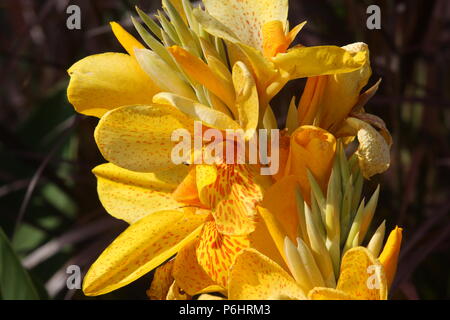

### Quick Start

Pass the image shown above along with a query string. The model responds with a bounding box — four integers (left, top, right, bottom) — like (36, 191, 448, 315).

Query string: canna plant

(65, 0, 401, 300)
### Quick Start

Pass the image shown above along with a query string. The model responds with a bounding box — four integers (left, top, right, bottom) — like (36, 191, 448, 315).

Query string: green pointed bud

(307, 169, 326, 215)
(296, 238, 325, 288)
(162, 0, 199, 55)
(350, 170, 363, 217)
(294, 186, 308, 244)
(310, 189, 326, 240)
(182, 0, 199, 34)
(284, 237, 313, 294)
(214, 37, 228, 66)
(359, 185, 380, 243)
(344, 198, 365, 253)
(161, 29, 176, 47)
(134, 48, 195, 99)
(340, 174, 353, 245)
(131, 16, 177, 70)
(135, 6, 163, 41)
(325, 167, 341, 277)
(367, 220, 386, 257)
(156, 10, 181, 44)
(304, 203, 336, 287)
(338, 141, 350, 189)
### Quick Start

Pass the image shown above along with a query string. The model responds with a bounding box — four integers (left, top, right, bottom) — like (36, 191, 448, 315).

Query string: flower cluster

(67, 0, 401, 300)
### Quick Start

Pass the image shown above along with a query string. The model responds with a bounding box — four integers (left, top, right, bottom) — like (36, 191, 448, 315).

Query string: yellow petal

(257, 206, 289, 263)
(110, 22, 144, 58)
(146, 260, 175, 300)
(248, 211, 289, 272)
(195, 164, 218, 206)
(378, 226, 403, 288)
(298, 76, 328, 126)
(286, 21, 307, 45)
(172, 166, 203, 207)
(286, 96, 299, 134)
(228, 248, 306, 300)
(318, 43, 372, 131)
(285, 126, 336, 202)
(262, 20, 306, 58)
(168, 46, 236, 108)
(262, 175, 299, 243)
(336, 247, 388, 300)
(232, 43, 281, 106)
(262, 20, 289, 58)
(345, 117, 390, 178)
(67, 53, 160, 117)
(94, 104, 194, 172)
(153, 92, 240, 131)
(172, 239, 224, 296)
(83, 208, 208, 296)
(232, 61, 259, 139)
(93, 163, 188, 224)
(196, 220, 250, 287)
(308, 287, 354, 300)
(272, 45, 367, 80)
(203, 0, 288, 49)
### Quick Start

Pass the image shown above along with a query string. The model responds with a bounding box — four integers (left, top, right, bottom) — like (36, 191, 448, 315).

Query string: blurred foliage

(0, 0, 449, 299)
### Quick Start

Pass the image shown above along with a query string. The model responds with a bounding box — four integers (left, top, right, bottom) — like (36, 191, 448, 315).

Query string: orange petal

(262, 20, 289, 58)
(172, 166, 203, 207)
(110, 22, 144, 58)
(201, 164, 267, 236)
(378, 226, 403, 288)
(168, 46, 235, 108)
(261, 175, 299, 243)
(285, 126, 336, 202)
(196, 220, 250, 287)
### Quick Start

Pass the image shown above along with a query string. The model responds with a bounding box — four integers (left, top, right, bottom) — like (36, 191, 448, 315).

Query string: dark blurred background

(0, 0, 449, 300)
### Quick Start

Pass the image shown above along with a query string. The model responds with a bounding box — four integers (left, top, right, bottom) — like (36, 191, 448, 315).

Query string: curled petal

(285, 126, 336, 202)
(345, 117, 391, 179)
